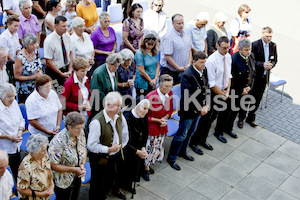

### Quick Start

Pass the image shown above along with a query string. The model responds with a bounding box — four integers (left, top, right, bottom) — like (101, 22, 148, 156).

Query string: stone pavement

(78, 120, 300, 200)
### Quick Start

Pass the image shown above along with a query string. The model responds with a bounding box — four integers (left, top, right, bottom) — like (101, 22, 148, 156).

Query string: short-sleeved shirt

(25, 89, 62, 137)
(76, 2, 98, 27)
(117, 61, 136, 96)
(160, 27, 192, 71)
(134, 49, 159, 90)
(91, 27, 116, 60)
(71, 32, 94, 60)
(2, 0, 21, 24)
(184, 21, 207, 52)
(17, 14, 42, 39)
(49, 128, 87, 189)
(0, 170, 14, 200)
(17, 153, 53, 200)
(120, 18, 144, 51)
(0, 29, 21, 60)
(44, 31, 72, 69)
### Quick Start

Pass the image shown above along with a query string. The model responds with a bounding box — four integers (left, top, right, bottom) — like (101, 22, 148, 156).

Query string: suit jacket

(146, 89, 173, 137)
(231, 52, 256, 96)
(60, 73, 91, 115)
(90, 63, 119, 110)
(179, 65, 209, 119)
(252, 39, 277, 79)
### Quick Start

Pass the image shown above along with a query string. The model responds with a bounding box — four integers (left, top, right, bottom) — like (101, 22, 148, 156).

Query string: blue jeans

(168, 115, 201, 162)
(101, 0, 111, 11)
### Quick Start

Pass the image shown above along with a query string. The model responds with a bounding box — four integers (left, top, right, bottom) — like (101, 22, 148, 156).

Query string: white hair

(214, 12, 227, 23)
(0, 47, 8, 57)
(22, 33, 37, 48)
(71, 17, 85, 29)
(19, 0, 31, 10)
(99, 12, 110, 22)
(106, 53, 122, 65)
(0, 150, 8, 162)
(27, 134, 48, 154)
(119, 49, 134, 65)
(0, 83, 16, 99)
(104, 92, 122, 108)
(196, 12, 209, 21)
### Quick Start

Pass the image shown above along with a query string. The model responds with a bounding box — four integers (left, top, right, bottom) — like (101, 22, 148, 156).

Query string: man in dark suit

(238, 27, 277, 128)
(167, 51, 209, 171)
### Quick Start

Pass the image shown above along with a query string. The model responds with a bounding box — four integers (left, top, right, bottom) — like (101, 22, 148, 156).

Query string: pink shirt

(17, 14, 41, 39)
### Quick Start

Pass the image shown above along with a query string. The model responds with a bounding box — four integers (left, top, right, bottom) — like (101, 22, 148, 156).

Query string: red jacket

(60, 73, 91, 115)
(146, 89, 173, 137)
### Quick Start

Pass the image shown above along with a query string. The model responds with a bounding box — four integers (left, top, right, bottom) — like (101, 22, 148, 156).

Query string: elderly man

(0, 47, 12, 85)
(17, 0, 42, 44)
(160, 14, 192, 85)
(44, 16, 73, 88)
(87, 92, 129, 200)
(238, 27, 277, 128)
(143, 0, 167, 38)
(0, 150, 15, 200)
(167, 51, 209, 171)
(185, 12, 209, 54)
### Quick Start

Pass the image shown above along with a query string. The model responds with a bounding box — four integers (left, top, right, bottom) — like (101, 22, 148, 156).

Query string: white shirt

(0, 100, 25, 154)
(0, 65, 9, 85)
(157, 87, 169, 106)
(184, 20, 207, 52)
(2, 0, 21, 25)
(206, 50, 232, 90)
(73, 72, 89, 117)
(45, 13, 56, 36)
(71, 32, 94, 60)
(44, 31, 72, 69)
(193, 65, 203, 77)
(230, 16, 252, 37)
(0, 169, 14, 200)
(143, 9, 167, 39)
(25, 89, 62, 137)
(106, 65, 116, 91)
(0, 29, 21, 60)
(87, 109, 129, 155)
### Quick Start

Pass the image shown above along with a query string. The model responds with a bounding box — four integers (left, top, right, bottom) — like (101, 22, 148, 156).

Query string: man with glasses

(143, 0, 167, 38)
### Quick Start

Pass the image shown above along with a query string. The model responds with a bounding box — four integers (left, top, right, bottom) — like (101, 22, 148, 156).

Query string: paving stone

(127, 186, 164, 200)
(292, 166, 300, 179)
(279, 175, 300, 198)
(235, 175, 276, 199)
(171, 187, 211, 200)
(238, 138, 274, 160)
(278, 140, 300, 160)
(204, 137, 235, 160)
(189, 174, 231, 200)
(252, 128, 286, 149)
(220, 189, 255, 200)
(266, 189, 298, 200)
(250, 162, 289, 187)
(264, 151, 300, 174)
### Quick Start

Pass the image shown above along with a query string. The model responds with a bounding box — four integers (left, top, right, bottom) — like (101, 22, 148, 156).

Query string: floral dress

(120, 17, 144, 50)
(15, 49, 43, 95)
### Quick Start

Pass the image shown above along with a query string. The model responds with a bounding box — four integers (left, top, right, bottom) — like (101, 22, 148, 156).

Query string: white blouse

(71, 32, 94, 61)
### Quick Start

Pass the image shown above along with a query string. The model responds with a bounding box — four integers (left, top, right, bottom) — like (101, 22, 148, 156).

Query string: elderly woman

(17, 0, 42, 44)
(45, 0, 62, 36)
(121, 99, 149, 194)
(207, 12, 228, 56)
(60, 57, 91, 118)
(117, 49, 136, 103)
(76, 0, 98, 34)
(230, 4, 252, 55)
(0, 83, 25, 181)
(90, 12, 117, 77)
(17, 134, 54, 200)
(120, 3, 144, 53)
(144, 74, 173, 181)
(14, 33, 43, 103)
(134, 34, 160, 98)
(71, 17, 95, 67)
(49, 112, 87, 200)
(25, 75, 63, 139)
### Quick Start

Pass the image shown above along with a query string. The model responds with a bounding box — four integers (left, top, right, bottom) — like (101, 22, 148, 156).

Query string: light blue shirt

(262, 40, 269, 75)
(184, 21, 207, 52)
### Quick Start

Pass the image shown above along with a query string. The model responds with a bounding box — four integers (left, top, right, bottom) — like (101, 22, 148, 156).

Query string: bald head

(172, 14, 184, 33)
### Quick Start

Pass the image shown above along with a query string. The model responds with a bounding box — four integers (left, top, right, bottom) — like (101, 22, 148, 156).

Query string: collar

(216, 50, 227, 59)
(262, 39, 269, 46)
(192, 21, 203, 30)
(64, 128, 78, 145)
(132, 109, 140, 118)
(19, 14, 31, 22)
(103, 109, 119, 124)
(193, 65, 203, 76)
(157, 87, 169, 98)
(72, 32, 86, 42)
(34, 89, 48, 100)
(0, 99, 7, 111)
(238, 51, 248, 61)
(106, 64, 115, 77)
(54, 30, 64, 39)
(73, 72, 87, 85)
(172, 27, 184, 36)
(6, 29, 14, 39)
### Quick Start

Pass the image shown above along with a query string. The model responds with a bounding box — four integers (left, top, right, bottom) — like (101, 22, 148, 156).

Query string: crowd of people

(0, 0, 278, 200)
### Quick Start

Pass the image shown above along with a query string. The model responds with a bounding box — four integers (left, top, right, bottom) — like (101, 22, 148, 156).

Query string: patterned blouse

(15, 49, 43, 95)
(17, 153, 53, 200)
(48, 128, 87, 189)
(120, 17, 144, 50)
(117, 61, 136, 96)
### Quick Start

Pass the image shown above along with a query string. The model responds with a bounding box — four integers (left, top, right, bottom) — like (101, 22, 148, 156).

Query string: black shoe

(246, 120, 258, 127)
(142, 171, 150, 181)
(179, 153, 194, 161)
(189, 144, 203, 155)
(167, 158, 181, 170)
(199, 142, 213, 150)
(214, 134, 227, 143)
(149, 167, 155, 174)
(124, 186, 136, 194)
(237, 120, 244, 129)
(226, 131, 238, 138)
(112, 190, 127, 200)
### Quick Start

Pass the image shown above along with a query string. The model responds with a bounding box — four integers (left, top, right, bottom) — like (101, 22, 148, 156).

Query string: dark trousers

(160, 67, 182, 85)
(239, 76, 267, 122)
(168, 115, 201, 162)
(8, 151, 21, 182)
(45, 65, 68, 93)
(54, 177, 81, 200)
(89, 153, 122, 200)
(189, 111, 213, 145)
(17, 93, 31, 104)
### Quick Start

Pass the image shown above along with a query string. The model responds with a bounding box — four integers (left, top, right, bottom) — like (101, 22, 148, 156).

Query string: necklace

(24, 49, 35, 61)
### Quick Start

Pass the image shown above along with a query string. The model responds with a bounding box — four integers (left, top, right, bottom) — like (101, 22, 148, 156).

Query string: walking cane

(131, 157, 141, 199)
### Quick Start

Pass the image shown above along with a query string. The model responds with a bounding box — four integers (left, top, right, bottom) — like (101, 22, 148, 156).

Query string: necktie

(223, 57, 226, 90)
(61, 36, 68, 65)
(264, 43, 269, 75)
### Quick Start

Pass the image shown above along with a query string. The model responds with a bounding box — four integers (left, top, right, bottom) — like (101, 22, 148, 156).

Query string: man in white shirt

(87, 92, 129, 200)
(184, 12, 209, 54)
(44, 15, 73, 88)
(0, 47, 11, 85)
(0, 150, 15, 200)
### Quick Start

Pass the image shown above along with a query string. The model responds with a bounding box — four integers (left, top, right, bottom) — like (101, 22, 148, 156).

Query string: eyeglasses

(154, 3, 162, 7)
(219, 46, 231, 50)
